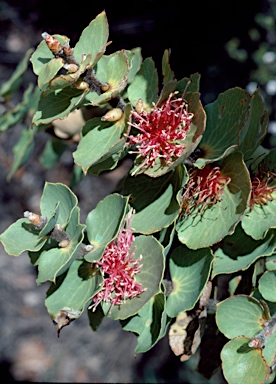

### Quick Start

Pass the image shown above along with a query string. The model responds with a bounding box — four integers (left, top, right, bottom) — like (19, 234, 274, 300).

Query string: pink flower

(250, 169, 276, 210)
(126, 92, 194, 172)
(181, 164, 231, 215)
(91, 210, 145, 311)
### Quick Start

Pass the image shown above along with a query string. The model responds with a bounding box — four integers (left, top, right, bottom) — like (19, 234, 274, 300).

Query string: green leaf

(237, 89, 268, 161)
(259, 271, 276, 303)
(0, 48, 33, 97)
(33, 86, 84, 125)
(126, 47, 143, 83)
(162, 49, 175, 84)
(122, 166, 186, 234)
(177, 151, 251, 249)
(212, 226, 276, 278)
(0, 83, 34, 133)
(195, 87, 251, 168)
(73, 104, 131, 174)
(73, 11, 109, 65)
(35, 206, 85, 284)
(37, 57, 64, 90)
(216, 295, 266, 339)
(166, 245, 213, 318)
(40, 182, 78, 228)
(0, 219, 47, 256)
(175, 73, 201, 94)
(121, 292, 167, 353)
(30, 34, 70, 76)
(84, 194, 129, 262)
(103, 235, 164, 320)
(7, 127, 35, 181)
(127, 57, 159, 110)
(221, 336, 269, 384)
(45, 260, 103, 319)
(39, 138, 67, 169)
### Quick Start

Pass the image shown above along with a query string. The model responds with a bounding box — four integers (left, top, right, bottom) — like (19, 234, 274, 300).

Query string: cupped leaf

(212, 225, 276, 278)
(125, 47, 142, 84)
(104, 235, 165, 320)
(86, 50, 130, 106)
(122, 166, 186, 234)
(73, 104, 131, 174)
(258, 271, 276, 303)
(177, 151, 251, 249)
(166, 245, 213, 318)
(216, 295, 266, 339)
(45, 54, 92, 92)
(0, 48, 33, 97)
(121, 292, 167, 353)
(127, 57, 159, 110)
(37, 57, 64, 90)
(45, 259, 103, 320)
(40, 182, 78, 228)
(73, 11, 109, 65)
(30, 34, 70, 76)
(242, 148, 276, 240)
(175, 73, 201, 94)
(0, 219, 47, 256)
(35, 206, 85, 284)
(84, 194, 129, 262)
(237, 89, 268, 162)
(33, 86, 84, 125)
(195, 87, 251, 168)
(221, 336, 269, 384)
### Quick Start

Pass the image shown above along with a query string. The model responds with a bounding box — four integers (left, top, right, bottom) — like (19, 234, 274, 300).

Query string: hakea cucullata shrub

(0, 11, 276, 384)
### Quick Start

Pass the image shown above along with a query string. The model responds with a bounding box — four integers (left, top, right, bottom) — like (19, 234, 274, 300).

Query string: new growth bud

(42, 32, 62, 54)
(24, 211, 47, 229)
(101, 108, 123, 122)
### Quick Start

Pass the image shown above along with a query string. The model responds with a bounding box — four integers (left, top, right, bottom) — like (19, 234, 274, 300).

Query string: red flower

(181, 164, 231, 215)
(91, 210, 145, 312)
(250, 169, 276, 210)
(127, 92, 194, 173)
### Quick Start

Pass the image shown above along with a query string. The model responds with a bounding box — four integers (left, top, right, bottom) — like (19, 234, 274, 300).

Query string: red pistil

(127, 92, 194, 172)
(181, 164, 231, 215)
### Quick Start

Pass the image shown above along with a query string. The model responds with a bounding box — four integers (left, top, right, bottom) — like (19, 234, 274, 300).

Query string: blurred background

(0, 0, 275, 382)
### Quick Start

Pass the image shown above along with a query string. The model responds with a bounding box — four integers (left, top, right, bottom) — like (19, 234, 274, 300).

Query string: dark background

(0, 1, 271, 383)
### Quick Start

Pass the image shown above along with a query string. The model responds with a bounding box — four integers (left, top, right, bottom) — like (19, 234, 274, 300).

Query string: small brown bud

(101, 83, 110, 92)
(135, 98, 144, 113)
(63, 44, 74, 56)
(101, 108, 123, 122)
(73, 80, 90, 90)
(42, 32, 62, 54)
(24, 211, 47, 228)
(63, 63, 79, 73)
(59, 239, 70, 248)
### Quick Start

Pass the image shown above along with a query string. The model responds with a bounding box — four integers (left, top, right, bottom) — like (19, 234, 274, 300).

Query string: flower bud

(73, 80, 90, 90)
(101, 83, 110, 92)
(101, 108, 123, 122)
(24, 211, 47, 228)
(42, 32, 62, 54)
(63, 63, 79, 73)
(59, 239, 70, 248)
(63, 44, 74, 56)
(135, 98, 144, 113)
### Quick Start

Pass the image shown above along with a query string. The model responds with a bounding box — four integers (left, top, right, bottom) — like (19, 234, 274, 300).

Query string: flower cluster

(127, 92, 194, 171)
(91, 210, 145, 311)
(181, 164, 231, 216)
(250, 169, 276, 210)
